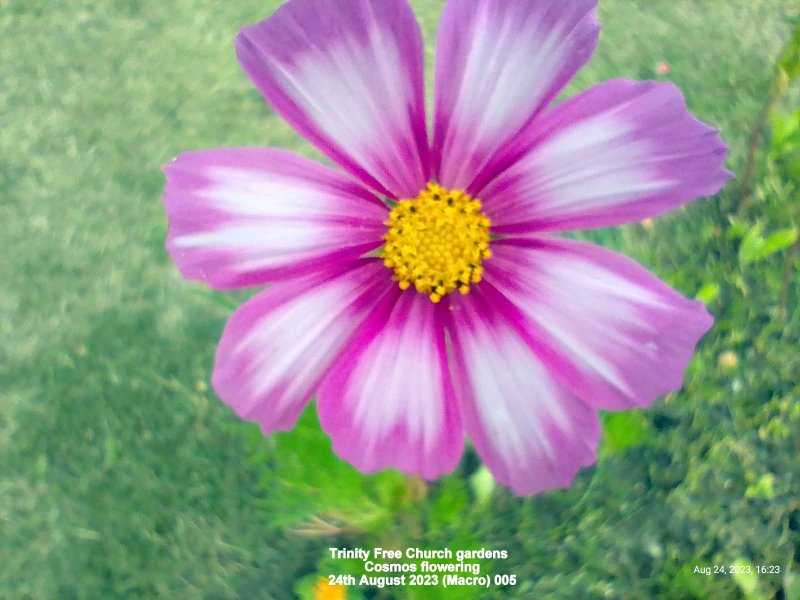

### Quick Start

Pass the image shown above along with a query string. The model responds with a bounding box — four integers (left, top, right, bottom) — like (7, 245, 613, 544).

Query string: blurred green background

(2, 0, 798, 598)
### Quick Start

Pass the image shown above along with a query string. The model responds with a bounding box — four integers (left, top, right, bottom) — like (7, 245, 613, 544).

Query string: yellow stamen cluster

(382, 183, 492, 303)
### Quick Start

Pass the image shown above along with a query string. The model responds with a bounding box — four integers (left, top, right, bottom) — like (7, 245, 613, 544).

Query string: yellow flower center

(382, 183, 492, 303)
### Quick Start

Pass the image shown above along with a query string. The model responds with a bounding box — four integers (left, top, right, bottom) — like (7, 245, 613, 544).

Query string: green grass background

(1, 0, 797, 598)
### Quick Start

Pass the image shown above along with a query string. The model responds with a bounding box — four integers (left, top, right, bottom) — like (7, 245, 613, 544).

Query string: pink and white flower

(163, 0, 731, 495)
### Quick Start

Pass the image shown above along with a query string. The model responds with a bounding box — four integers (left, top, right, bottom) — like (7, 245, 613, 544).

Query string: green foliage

(731, 559, 769, 600)
(763, 227, 799, 256)
(247, 407, 409, 532)
(784, 569, 800, 600)
(738, 222, 798, 265)
(430, 476, 469, 529)
(695, 281, 722, 305)
(599, 410, 653, 457)
(770, 109, 800, 160)
(775, 14, 800, 85)
(745, 474, 776, 500)
(3, 0, 799, 599)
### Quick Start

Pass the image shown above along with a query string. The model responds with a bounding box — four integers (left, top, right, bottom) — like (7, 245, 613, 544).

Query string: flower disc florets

(382, 183, 492, 303)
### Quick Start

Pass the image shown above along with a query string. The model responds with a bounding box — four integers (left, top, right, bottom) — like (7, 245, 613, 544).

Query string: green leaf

(727, 216, 749, 240)
(430, 476, 469, 529)
(739, 222, 765, 265)
(776, 21, 800, 82)
(731, 559, 768, 600)
(695, 282, 721, 305)
(255, 405, 404, 529)
(760, 227, 798, 258)
(783, 569, 800, 600)
(601, 411, 652, 456)
(770, 109, 800, 159)
(745, 474, 776, 499)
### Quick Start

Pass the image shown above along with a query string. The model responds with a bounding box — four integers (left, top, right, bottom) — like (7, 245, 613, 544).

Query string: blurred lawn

(0, 0, 795, 598)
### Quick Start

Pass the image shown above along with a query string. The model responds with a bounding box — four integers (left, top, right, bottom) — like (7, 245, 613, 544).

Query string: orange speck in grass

(656, 61, 670, 75)
(313, 577, 347, 600)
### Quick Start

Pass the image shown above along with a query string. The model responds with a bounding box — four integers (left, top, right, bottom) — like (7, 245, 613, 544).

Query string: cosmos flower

(163, 0, 731, 495)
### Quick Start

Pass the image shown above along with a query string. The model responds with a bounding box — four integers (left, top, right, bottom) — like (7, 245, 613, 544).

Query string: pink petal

(485, 238, 714, 411)
(318, 292, 462, 479)
(163, 148, 387, 290)
(236, 0, 429, 200)
(212, 260, 391, 435)
(480, 79, 733, 233)
(448, 289, 601, 495)
(433, 0, 599, 192)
